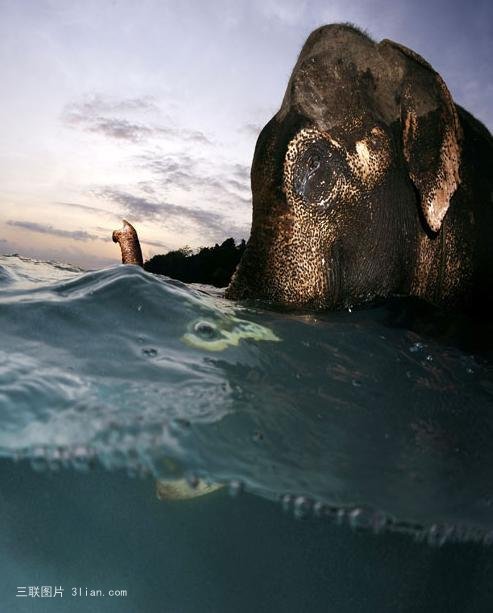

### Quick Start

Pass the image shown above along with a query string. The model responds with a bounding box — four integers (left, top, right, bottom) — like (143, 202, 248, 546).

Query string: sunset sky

(0, 0, 491, 269)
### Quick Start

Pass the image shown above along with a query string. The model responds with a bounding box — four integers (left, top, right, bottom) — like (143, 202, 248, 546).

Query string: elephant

(114, 24, 493, 316)
(225, 24, 493, 315)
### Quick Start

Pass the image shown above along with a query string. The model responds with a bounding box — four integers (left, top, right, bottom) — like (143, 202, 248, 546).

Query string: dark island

(144, 238, 246, 288)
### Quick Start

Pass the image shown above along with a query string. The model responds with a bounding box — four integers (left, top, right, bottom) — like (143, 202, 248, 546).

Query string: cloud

(64, 110, 155, 144)
(83, 117, 154, 143)
(138, 151, 251, 207)
(56, 201, 118, 217)
(62, 94, 212, 145)
(240, 122, 263, 138)
(96, 189, 248, 241)
(142, 238, 170, 249)
(61, 95, 252, 246)
(257, 0, 308, 26)
(98, 189, 224, 229)
(65, 94, 159, 116)
(6, 221, 103, 242)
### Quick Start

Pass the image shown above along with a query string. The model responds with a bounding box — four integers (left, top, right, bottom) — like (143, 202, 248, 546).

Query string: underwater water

(2, 254, 493, 612)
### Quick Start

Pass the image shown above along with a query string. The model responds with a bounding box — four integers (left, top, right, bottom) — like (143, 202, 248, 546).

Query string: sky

(0, 0, 491, 269)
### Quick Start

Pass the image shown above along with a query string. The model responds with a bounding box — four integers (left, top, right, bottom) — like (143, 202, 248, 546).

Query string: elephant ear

(380, 40, 462, 233)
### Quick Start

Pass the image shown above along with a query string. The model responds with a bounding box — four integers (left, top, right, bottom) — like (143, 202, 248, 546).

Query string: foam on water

(1, 254, 493, 543)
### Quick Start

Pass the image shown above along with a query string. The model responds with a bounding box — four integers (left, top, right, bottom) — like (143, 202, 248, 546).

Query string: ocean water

(2, 254, 493, 612)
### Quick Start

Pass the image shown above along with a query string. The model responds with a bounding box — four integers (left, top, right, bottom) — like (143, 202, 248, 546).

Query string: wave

(1, 255, 493, 543)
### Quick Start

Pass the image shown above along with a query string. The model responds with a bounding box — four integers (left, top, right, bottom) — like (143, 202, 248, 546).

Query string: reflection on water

(1, 254, 493, 548)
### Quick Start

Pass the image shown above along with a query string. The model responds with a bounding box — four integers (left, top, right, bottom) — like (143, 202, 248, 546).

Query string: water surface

(1, 254, 493, 543)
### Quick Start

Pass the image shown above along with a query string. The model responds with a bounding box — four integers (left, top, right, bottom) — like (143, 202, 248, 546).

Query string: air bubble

(348, 507, 388, 533)
(46, 448, 62, 471)
(390, 519, 423, 536)
(413, 530, 427, 543)
(70, 446, 92, 472)
(228, 480, 244, 497)
(336, 508, 346, 525)
(142, 347, 158, 357)
(372, 511, 389, 534)
(186, 474, 199, 489)
(349, 507, 375, 531)
(193, 321, 218, 340)
(313, 503, 342, 523)
(171, 418, 191, 433)
(427, 524, 454, 547)
(293, 496, 312, 519)
(30, 449, 48, 472)
(12, 449, 24, 463)
(280, 494, 295, 512)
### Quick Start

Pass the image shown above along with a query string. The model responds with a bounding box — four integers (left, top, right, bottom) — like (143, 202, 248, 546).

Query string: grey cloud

(63, 95, 212, 145)
(139, 152, 251, 207)
(232, 163, 251, 182)
(97, 190, 162, 220)
(136, 181, 157, 196)
(240, 122, 262, 138)
(65, 94, 159, 117)
(258, 0, 308, 26)
(142, 154, 196, 190)
(165, 127, 211, 145)
(6, 221, 102, 242)
(56, 201, 119, 217)
(97, 189, 248, 241)
(227, 177, 250, 192)
(87, 117, 154, 142)
(142, 238, 171, 249)
(64, 112, 155, 143)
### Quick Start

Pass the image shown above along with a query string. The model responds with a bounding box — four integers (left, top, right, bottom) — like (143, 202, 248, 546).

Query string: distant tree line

(144, 237, 246, 287)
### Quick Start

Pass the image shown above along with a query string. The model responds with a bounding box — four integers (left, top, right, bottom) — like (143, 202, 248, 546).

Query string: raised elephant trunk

(112, 219, 144, 266)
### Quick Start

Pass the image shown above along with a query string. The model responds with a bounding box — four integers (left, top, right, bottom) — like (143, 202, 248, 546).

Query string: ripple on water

(1, 255, 493, 542)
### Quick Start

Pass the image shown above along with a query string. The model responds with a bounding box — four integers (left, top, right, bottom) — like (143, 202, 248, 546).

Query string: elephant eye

(308, 156, 320, 173)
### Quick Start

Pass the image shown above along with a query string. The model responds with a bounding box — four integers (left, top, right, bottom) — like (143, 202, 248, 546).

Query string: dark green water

(2, 461, 493, 613)
(1, 254, 493, 611)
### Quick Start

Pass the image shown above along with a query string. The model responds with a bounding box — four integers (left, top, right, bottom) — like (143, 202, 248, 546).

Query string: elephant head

(225, 24, 462, 309)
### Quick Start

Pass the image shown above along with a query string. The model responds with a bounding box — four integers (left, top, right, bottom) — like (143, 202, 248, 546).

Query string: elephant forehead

(289, 71, 372, 128)
(279, 40, 402, 128)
